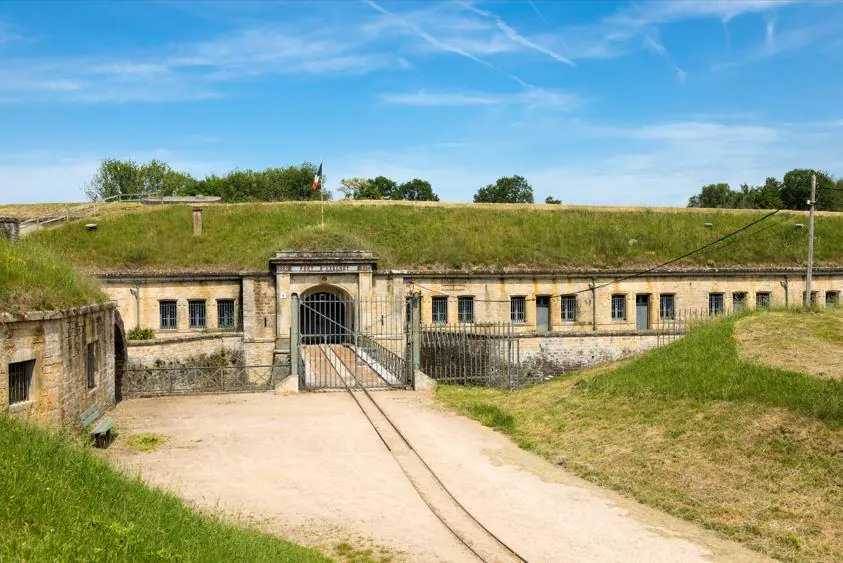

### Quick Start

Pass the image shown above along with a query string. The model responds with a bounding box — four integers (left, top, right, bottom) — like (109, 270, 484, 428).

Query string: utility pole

(805, 174, 816, 310)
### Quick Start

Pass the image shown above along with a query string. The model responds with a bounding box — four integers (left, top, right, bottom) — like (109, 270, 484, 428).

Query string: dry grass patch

(737, 309, 843, 379)
(0, 203, 83, 219)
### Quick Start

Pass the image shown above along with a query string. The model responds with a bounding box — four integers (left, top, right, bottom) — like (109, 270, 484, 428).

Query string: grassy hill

(438, 309, 843, 562)
(0, 238, 106, 313)
(0, 415, 328, 561)
(28, 201, 843, 272)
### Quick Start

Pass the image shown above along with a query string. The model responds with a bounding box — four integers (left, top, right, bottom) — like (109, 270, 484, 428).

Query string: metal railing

(356, 332, 412, 386)
(122, 364, 275, 398)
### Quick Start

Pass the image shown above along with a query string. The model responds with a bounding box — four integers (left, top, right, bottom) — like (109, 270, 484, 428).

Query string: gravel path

(108, 391, 768, 562)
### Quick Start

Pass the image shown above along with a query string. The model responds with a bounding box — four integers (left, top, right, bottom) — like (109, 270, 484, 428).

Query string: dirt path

(108, 391, 768, 562)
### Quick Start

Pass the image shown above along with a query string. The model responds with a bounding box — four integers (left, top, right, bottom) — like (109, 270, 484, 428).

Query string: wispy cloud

(380, 88, 579, 110)
(526, 1, 548, 24)
(643, 35, 687, 83)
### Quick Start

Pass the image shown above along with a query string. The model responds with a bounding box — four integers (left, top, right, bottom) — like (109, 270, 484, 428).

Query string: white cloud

(380, 88, 579, 109)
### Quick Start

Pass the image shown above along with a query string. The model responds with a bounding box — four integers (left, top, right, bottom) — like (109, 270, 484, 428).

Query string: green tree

(781, 169, 837, 211)
(394, 179, 439, 201)
(688, 183, 734, 208)
(754, 177, 783, 209)
(544, 196, 561, 204)
(473, 175, 534, 204)
(372, 176, 398, 199)
(84, 159, 144, 200)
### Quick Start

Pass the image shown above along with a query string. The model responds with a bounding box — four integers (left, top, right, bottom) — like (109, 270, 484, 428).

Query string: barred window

(756, 292, 771, 309)
(803, 291, 818, 306)
(733, 292, 747, 312)
(659, 294, 675, 320)
(86, 341, 97, 389)
(160, 300, 177, 330)
(826, 291, 840, 308)
(431, 296, 448, 324)
(8, 360, 34, 405)
(189, 300, 206, 329)
(510, 296, 526, 324)
(458, 296, 474, 324)
(611, 294, 626, 321)
(560, 295, 577, 322)
(217, 299, 235, 329)
(709, 293, 725, 316)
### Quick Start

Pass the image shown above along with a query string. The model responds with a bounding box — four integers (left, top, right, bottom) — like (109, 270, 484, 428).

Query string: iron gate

(293, 294, 415, 391)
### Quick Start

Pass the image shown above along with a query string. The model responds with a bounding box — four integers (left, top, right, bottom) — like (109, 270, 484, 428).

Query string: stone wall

(518, 332, 663, 373)
(0, 217, 20, 242)
(0, 303, 116, 427)
(127, 333, 244, 367)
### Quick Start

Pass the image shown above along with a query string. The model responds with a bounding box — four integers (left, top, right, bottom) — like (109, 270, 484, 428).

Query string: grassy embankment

(438, 309, 843, 562)
(30, 202, 843, 272)
(0, 415, 329, 561)
(0, 237, 106, 313)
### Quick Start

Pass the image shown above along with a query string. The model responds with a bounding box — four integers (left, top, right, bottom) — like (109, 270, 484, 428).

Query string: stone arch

(299, 285, 353, 344)
(113, 310, 128, 403)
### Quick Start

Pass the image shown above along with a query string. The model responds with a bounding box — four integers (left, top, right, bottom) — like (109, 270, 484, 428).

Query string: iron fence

(122, 364, 275, 398)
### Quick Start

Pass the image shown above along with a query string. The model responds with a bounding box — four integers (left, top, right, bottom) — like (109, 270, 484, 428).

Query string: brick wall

(518, 332, 662, 372)
(127, 333, 245, 367)
(0, 304, 116, 427)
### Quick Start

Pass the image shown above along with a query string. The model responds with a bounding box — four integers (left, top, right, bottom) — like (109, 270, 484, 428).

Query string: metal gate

(292, 294, 416, 391)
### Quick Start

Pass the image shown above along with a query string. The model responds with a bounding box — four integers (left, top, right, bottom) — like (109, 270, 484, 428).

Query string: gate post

(290, 294, 300, 379)
(411, 292, 421, 371)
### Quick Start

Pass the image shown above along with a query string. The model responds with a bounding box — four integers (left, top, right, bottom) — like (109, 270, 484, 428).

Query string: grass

(736, 309, 843, 379)
(29, 201, 843, 272)
(124, 432, 168, 452)
(0, 415, 330, 561)
(437, 310, 843, 562)
(0, 202, 84, 220)
(0, 237, 106, 313)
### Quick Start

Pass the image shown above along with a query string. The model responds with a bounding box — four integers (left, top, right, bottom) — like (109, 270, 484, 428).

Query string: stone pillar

(192, 207, 202, 236)
(290, 294, 300, 379)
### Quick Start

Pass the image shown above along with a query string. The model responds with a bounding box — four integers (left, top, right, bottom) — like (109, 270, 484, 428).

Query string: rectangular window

(709, 293, 725, 316)
(611, 294, 626, 321)
(560, 295, 577, 322)
(826, 291, 840, 308)
(733, 292, 747, 312)
(755, 292, 771, 309)
(217, 299, 235, 329)
(431, 296, 448, 324)
(8, 360, 34, 405)
(803, 291, 818, 306)
(86, 342, 97, 389)
(189, 300, 206, 329)
(458, 296, 474, 324)
(659, 294, 675, 320)
(159, 300, 177, 330)
(510, 296, 526, 324)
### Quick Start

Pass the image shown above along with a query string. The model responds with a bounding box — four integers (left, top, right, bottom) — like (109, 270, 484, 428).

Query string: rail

(122, 364, 275, 397)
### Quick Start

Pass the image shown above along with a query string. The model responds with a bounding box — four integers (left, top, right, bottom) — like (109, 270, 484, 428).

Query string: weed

(127, 327, 155, 340)
(124, 433, 167, 452)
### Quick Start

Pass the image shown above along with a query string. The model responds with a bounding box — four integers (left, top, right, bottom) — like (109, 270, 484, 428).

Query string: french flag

(312, 161, 323, 190)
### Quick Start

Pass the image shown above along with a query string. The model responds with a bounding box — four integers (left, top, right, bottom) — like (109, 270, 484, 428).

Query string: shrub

(127, 327, 156, 340)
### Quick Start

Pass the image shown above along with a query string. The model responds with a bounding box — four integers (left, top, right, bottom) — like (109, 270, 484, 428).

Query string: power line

(407, 207, 785, 302)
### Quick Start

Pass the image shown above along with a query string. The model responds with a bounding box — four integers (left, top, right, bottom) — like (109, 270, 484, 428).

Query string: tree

(754, 177, 783, 209)
(394, 179, 439, 201)
(473, 175, 534, 204)
(688, 183, 733, 208)
(544, 196, 561, 204)
(85, 158, 144, 200)
(372, 176, 398, 199)
(781, 169, 839, 211)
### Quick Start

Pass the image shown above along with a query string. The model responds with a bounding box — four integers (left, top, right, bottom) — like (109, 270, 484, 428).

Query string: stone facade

(0, 216, 20, 242)
(0, 303, 117, 427)
(127, 332, 244, 367)
(518, 333, 662, 372)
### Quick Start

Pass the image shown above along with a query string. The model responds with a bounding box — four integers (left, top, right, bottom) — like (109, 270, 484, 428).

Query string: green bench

(81, 404, 115, 448)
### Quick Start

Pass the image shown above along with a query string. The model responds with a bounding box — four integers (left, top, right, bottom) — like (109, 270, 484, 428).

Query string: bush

(127, 327, 156, 340)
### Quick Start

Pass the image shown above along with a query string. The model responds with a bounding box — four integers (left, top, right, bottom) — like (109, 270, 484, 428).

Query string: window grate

(803, 291, 818, 306)
(86, 342, 97, 389)
(510, 296, 526, 324)
(189, 300, 206, 329)
(560, 295, 577, 322)
(659, 294, 675, 320)
(458, 296, 474, 324)
(160, 301, 177, 330)
(826, 291, 839, 308)
(431, 296, 448, 324)
(8, 360, 34, 405)
(611, 294, 626, 321)
(709, 293, 725, 316)
(756, 292, 771, 309)
(733, 292, 747, 312)
(217, 299, 235, 329)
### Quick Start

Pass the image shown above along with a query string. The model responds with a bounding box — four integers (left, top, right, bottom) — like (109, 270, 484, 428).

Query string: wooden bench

(81, 405, 115, 448)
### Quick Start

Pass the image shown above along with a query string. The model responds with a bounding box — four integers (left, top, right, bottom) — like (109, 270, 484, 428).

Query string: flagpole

(320, 157, 324, 231)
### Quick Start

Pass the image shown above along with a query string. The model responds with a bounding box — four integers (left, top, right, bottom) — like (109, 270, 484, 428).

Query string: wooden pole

(805, 174, 817, 310)
(320, 158, 325, 232)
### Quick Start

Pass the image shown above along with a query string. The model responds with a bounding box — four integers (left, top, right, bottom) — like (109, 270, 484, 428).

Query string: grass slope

(437, 310, 843, 562)
(0, 238, 106, 313)
(30, 202, 843, 272)
(0, 416, 329, 561)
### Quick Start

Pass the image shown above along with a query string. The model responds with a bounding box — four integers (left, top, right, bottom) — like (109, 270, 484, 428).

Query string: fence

(122, 364, 276, 398)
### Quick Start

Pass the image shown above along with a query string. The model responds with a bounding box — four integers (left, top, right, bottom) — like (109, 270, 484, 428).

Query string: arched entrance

(300, 289, 352, 344)
(113, 312, 128, 402)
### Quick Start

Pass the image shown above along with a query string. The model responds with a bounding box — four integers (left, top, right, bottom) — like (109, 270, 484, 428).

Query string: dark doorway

(114, 313, 128, 402)
(635, 294, 651, 331)
(301, 291, 350, 344)
(536, 295, 551, 333)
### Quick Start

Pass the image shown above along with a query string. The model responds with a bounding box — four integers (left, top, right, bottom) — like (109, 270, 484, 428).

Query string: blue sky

(1, 0, 842, 205)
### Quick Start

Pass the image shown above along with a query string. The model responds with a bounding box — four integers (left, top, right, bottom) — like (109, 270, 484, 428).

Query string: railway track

(318, 344, 529, 563)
